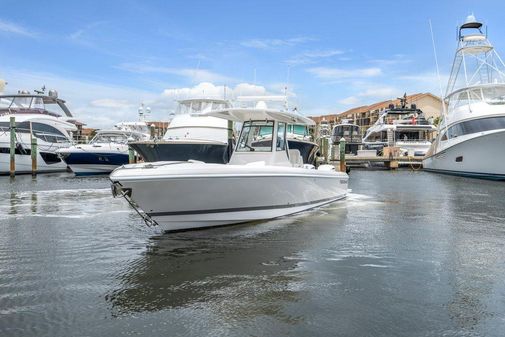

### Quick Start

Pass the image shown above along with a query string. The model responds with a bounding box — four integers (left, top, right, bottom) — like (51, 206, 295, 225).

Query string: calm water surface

(0, 170, 504, 337)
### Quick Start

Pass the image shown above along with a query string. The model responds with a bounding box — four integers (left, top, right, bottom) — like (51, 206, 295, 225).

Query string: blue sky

(1, 0, 504, 127)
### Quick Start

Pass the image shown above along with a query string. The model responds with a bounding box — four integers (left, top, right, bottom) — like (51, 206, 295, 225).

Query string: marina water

(1, 171, 505, 336)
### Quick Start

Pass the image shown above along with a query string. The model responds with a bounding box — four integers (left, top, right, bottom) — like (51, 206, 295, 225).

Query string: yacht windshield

(177, 101, 229, 114)
(91, 133, 129, 144)
(287, 124, 308, 136)
(236, 121, 274, 152)
(482, 86, 505, 105)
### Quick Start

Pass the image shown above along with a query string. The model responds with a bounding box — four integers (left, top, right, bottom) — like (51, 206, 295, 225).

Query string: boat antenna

(285, 65, 291, 111)
(429, 19, 448, 133)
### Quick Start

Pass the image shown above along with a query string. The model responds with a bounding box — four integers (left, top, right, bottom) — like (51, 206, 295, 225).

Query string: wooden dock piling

(339, 137, 346, 172)
(128, 147, 136, 164)
(9, 117, 15, 177)
(31, 137, 37, 176)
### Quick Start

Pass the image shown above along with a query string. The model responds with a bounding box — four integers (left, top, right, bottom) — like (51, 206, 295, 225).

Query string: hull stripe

(424, 168, 505, 181)
(147, 195, 345, 217)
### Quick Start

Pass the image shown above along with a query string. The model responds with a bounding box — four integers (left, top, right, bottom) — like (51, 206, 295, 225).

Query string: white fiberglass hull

(423, 129, 505, 180)
(0, 152, 67, 174)
(110, 163, 348, 230)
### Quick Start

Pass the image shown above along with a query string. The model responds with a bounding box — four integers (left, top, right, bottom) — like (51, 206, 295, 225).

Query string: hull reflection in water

(105, 215, 342, 317)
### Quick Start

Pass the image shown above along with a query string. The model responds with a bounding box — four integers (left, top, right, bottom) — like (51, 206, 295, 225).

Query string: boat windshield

(177, 100, 229, 115)
(448, 86, 505, 110)
(0, 96, 67, 116)
(237, 121, 274, 152)
(91, 132, 130, 144)
(287, 124, 308, 136)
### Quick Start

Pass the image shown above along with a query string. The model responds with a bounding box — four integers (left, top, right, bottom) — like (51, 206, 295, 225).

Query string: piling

(128, 147, 136, 164)
(339, 137, 346, 172)
(31, 137, 37, 175)
(321, 137, 329, 163)
(9, 117, 15, 177)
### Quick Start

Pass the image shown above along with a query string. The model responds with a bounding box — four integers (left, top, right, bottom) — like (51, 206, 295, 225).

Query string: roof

(310, 93, 442, 122)
(204, 108, 316, 125)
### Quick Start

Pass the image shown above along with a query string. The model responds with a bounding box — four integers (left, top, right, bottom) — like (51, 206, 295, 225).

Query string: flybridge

(0, 91, 73, 117)
(446, 15, 505, 96)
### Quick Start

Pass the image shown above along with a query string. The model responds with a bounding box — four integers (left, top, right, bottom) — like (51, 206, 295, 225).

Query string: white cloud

(338, 86, 398, 106)
(286, 49, 344, 65)
(307, 67, 382, 80)
(338, 96, 361, 105)
(90, 98, 134, 109)
(369, 54, 412, 66)
(240, 36, 313, 49)
(0, 19, 36, 37)
(2, 68, 159, 128)
(118, 63, 234, 83)
(161, 82, 268, 100)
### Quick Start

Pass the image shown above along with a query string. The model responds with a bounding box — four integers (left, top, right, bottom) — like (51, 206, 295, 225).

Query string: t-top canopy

(202, 107, 316, 126)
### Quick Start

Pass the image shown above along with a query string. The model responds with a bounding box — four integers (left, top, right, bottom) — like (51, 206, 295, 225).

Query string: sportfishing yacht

(331, 120, 362, 154)
(363, 97, 436, 156)
(129, 98, 233, 163)
(57, 128, 149, 175)
(110, 102, 348, 231)
(423, 15, 505, 180)
(0, 90, 77, 174)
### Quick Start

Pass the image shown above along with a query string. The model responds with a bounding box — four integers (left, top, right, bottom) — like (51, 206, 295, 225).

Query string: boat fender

(16, 142, 27, 155)
(317, 164, 335, 171)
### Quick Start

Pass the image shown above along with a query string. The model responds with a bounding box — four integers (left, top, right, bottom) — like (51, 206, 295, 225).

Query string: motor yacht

(331, 120, 362, 154)
(423, 15, 505, 180)
(110, 103, 348, 231)
(128, 98, 233, 163)
(0, 90, 77, 174)
(363, 97, 436, 157)
(57, 128, 149, 175)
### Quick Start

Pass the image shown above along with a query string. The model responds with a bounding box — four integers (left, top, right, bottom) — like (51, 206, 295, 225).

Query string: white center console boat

(110, 104, 349, 231)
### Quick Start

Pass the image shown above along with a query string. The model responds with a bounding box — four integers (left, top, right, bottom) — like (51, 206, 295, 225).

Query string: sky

(1, 0, 505, 128)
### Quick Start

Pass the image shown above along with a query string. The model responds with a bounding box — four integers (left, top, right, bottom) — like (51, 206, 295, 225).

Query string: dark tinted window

(447, 116, 505, 139)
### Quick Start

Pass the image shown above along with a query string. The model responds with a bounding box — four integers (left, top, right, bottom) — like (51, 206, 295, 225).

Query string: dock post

(9, 116, 15, 177)
(321, 137, 329, 163)
(339, 137, 346, 172)
(31, 137, 37, 176)
(128, 147, 135, 164)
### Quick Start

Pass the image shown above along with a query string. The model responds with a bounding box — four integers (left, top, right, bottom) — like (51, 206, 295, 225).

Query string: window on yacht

(91, 133, 129, 144)
(447, 116, 505, 138)
(277, 122, 286, 151)
(236, 121, 274, 152)
(482, 86, 505, 105)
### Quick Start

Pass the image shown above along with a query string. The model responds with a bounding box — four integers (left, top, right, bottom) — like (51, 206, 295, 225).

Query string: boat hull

(129, 141, 231, 163)
(58, 147, 129, 175)
(423, 129, 505, 180)
(0, 151, 67, 175)
(110, 164, 348, 230)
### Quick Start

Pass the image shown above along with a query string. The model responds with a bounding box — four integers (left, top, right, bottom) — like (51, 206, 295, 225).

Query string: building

(309, 93, 444, 135)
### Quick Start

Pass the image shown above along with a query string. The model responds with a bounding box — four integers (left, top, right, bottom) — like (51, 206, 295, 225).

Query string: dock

(329, 155, 423, 169)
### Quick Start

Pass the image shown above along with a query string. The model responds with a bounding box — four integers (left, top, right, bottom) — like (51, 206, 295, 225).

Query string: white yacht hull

(110, 163, 348, 230)
(0, 152, 67, 174)
(423, 129, 505, 180)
